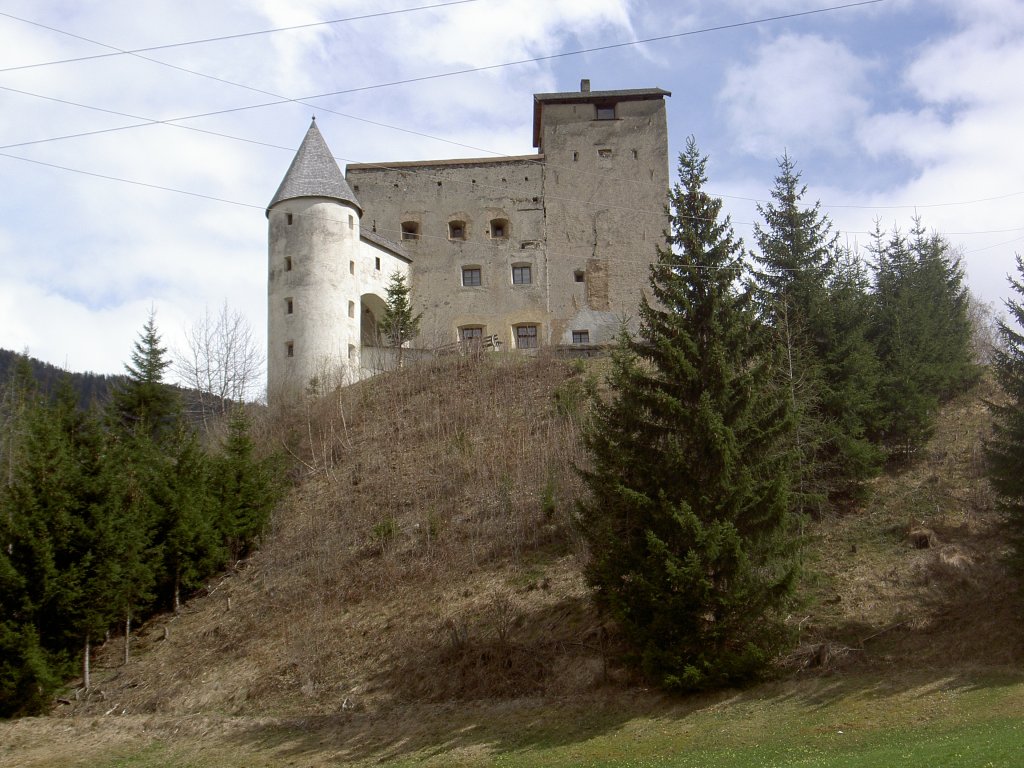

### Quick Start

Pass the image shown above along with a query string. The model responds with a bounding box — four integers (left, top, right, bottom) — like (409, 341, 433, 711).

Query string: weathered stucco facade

(267, 81, 670, 400)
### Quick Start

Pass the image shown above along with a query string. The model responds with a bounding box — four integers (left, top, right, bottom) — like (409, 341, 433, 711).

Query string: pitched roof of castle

(266, 119, 362, 216)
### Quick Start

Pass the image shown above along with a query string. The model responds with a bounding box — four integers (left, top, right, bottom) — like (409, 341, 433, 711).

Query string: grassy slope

(1, 354, 1022, 767)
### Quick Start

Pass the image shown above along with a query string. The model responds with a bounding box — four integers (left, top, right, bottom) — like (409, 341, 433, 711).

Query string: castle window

(572, 151, 579, 162)
(348, 300, 355, 318)
(350, 260, 355, 275)
(632, 149, 638, 160)
(448, 220, 466, 240)
(512, 264, 532, 285)
(401, 221, 420, 240)
(514, 324, 538, 349)
(286, 341, 294, 358)
(286, 213, 293, 225)
(375, 257, 381, 270)
(572, 330, 590, 345)
(459, 326, 484, 344)
(598, 148, 613, 158)
(285, 257, 292, 272)
(462, 267, 482, 287)
(285, 297, 293, 315)
(348, 215, 354, 229)
(596, 104, 615, 120)
(574, 269, 585, 283)
(489, 218, 509, 239)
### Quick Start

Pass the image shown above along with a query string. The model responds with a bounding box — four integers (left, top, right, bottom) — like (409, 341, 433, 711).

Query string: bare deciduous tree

(175, 302, 264, 429)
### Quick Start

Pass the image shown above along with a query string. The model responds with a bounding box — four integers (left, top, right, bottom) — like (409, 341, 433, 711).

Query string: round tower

(267, 119, 363, 401)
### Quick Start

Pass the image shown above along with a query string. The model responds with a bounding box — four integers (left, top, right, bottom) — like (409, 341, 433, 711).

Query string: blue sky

(1, 0, 1022, 387)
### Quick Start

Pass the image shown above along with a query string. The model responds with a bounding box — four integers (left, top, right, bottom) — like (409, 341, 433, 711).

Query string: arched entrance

(359, 292, 392, 375)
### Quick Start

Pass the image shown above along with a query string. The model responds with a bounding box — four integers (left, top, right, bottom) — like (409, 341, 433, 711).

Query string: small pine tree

(111, 312, 181, 441)
(987, 254, 1024, 568)
(378, 272, 422, 368)
(579, 138, 798, 691)
(211, 407, 282, 561)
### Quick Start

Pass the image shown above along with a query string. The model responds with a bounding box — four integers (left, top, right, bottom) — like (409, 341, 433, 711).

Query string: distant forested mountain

(0, 349, 124, 410)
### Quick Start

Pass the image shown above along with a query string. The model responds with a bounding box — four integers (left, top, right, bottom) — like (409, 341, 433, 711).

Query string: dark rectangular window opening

(449, 220, 466, 240)
(459, 326, 484, 344)
(285, 257, 292, 271)
(401, 221, 420, 240)
(512, 265, 532, 285)
(286, 213, 293, 225)
(573, 269, 585, 283)
(462, 267, 481, 287)
(286, 298, 293, 315)
(596, 104, 615, 120)
(286, 342, 294, 358)
(375, 257, 381, 270)
(515, 325, 538, 349)
(572, 330, 590, 345)
(490, 218, 509, 239)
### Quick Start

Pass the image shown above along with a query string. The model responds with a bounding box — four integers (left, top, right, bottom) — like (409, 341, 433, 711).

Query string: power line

(5, 2, 1020, 222)
(0, 0, 483, 74)
(4, 146, 1022, 250)
(2, 1, 888, 131)
(12, 0, 974, 216)
(0, 150, 263, 210)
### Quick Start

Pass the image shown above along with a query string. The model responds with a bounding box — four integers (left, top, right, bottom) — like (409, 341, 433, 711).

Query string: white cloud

(719, 33, 875, 157)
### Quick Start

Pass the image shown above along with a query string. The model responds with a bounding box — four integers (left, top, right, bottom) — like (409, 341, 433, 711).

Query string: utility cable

(0, 0, 483, 73)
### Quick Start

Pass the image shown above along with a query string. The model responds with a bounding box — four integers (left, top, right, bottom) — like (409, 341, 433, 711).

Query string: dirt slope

(45, 356, 1024, 722)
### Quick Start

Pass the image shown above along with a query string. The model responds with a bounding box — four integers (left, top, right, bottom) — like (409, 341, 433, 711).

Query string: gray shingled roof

(361, 230, 411, 263)
(266, 119, 362, 216)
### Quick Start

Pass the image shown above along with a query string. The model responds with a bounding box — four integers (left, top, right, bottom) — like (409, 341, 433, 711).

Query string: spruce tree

(111, 312, 180, 442)
(868, 220, 976, 457)
(580, 138, 798, 691)
(753, 155, 881, 507)
(211, 407, 282, 562)
(378, 272, 422, 368)
(987, 254, 1024, 568)
(159, 426, 223, 613)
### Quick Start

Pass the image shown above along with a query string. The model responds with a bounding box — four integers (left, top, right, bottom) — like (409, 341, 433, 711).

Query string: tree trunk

(174, 565, 181, 614)
(123, 609, 131, 666)
(83, 633, 91, 690)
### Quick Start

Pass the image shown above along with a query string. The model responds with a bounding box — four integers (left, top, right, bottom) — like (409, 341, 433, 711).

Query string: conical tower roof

(266, 119, 361, 216)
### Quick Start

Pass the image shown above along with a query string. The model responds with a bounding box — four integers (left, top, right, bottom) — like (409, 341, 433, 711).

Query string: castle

(266, 80, 671, 399)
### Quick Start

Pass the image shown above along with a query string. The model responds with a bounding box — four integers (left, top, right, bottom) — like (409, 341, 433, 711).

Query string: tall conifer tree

(987, 255, 1024, 568)
(754, 155, 881, 506)
(580, 138, 798, 691)
(868, 220, 976, 457)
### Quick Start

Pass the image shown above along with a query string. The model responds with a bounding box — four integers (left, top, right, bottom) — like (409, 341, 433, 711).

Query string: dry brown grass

(792, 375, 1024, 673)
(48, 359, 1023, 726)
(62, 352, 613, 718)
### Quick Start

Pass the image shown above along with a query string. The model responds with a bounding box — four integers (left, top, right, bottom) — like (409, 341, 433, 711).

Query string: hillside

(2, 352, 1022, 766)
(0, 348, 123, 410)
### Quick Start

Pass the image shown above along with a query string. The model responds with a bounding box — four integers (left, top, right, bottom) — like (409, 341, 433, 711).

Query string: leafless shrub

(174, 302, 264, 433)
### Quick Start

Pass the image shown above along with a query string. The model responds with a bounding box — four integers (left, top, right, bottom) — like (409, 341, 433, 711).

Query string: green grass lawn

(48, 670, 1020, 768)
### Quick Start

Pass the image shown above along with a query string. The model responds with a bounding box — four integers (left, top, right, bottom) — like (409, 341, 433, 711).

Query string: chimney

(580, 79, 591, 93)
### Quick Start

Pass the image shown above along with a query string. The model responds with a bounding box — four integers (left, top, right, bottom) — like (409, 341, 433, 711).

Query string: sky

(1, 0, 1022, 389)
